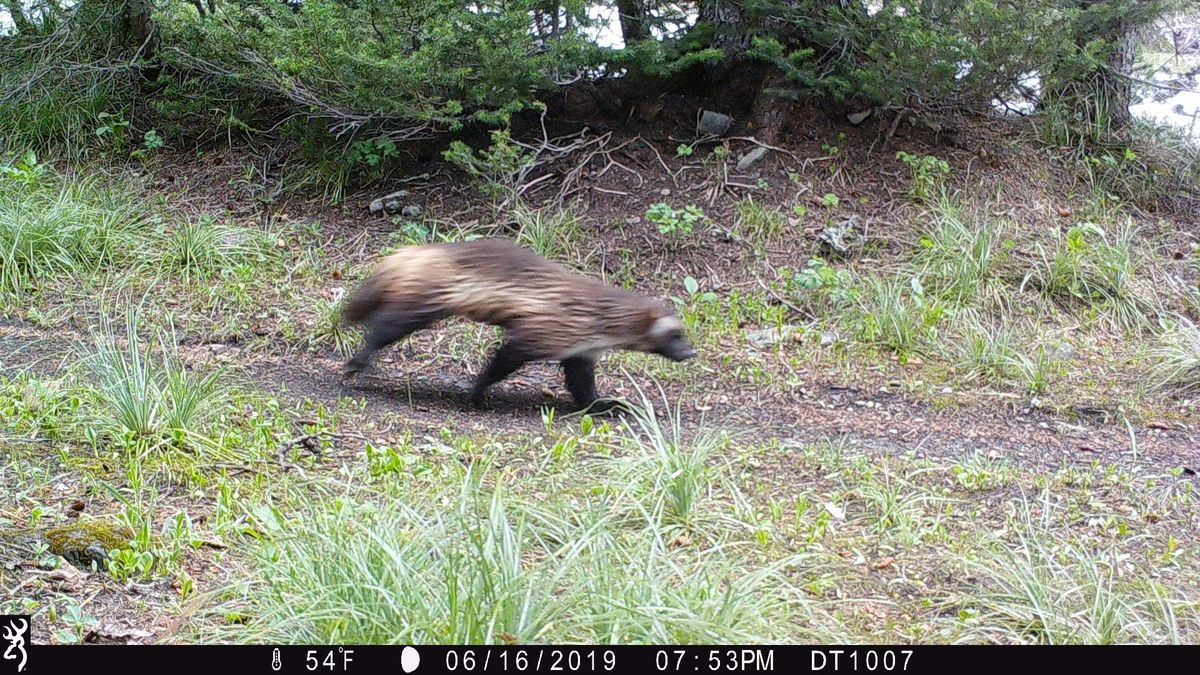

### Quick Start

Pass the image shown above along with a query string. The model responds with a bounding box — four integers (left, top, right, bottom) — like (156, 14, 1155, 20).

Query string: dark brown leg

(469, 341, 533, 409)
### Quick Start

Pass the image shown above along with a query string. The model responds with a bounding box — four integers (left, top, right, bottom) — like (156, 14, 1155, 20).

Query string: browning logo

(1, 616, 28, 673)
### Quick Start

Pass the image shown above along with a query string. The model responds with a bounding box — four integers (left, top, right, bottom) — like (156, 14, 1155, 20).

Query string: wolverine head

(642, 307, 696, 362)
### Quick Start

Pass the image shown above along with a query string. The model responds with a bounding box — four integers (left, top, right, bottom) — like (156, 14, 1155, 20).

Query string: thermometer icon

(272, 648, 282, 671)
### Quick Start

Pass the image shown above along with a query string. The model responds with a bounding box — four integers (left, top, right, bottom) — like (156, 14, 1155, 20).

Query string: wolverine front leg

(469, 341, 534, 409)
(562, 357, 598, 409)
(562, 357, 626, 414)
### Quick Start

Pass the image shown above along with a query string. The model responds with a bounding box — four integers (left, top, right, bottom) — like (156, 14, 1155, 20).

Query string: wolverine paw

(468, 391, 488, 410)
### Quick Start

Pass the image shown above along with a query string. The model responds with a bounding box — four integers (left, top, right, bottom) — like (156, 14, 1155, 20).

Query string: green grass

(204, 396, 833, 644)
(160, 216, 276, 281)
(1022, 220, 1158, 330)
(511, 206, 583, 263)
(734, 199, 786, 243)
(851, 275, 943, 359)
(914, 195, 1009, 307)
(0, 156, 148, 299)
(954, 499, 1197, 644)
(943, 311, 1058, 394)
(1147, 317, 1200, 394)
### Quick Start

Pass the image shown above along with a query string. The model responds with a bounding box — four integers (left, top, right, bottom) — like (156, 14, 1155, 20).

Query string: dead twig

(276, 429, 367, 472)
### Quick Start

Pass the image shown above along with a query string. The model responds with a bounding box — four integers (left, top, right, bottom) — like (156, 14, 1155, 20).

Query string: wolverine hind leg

(469, 341, 536, 409)
(343, 312, 435, 377)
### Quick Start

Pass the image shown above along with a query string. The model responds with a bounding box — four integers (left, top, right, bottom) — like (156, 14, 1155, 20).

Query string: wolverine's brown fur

(341, 239, 696, 411)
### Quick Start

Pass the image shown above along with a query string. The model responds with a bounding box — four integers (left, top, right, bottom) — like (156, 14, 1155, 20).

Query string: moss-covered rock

(43, 519, 134, 569)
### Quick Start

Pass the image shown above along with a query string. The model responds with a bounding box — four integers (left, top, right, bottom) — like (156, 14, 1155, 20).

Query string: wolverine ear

(647, 312, 683, 339)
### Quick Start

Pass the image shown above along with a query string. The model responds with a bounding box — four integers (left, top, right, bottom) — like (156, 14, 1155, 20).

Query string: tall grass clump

(159, 216, 275, 281)
(851, 275, 943, 359)
(1022, 221, 1159, 330)
(0, 153, 146, 298)
(914, 195, 1009, 307)
(945, 311, 1057, 394)
(734, 199, 786, 242)
(511, 206, 582, 263)
(1147, 317, 1200, 394)
(606, 385, 723, 533)
(83, 310, 227, 449)
(307, 295, 358, 358)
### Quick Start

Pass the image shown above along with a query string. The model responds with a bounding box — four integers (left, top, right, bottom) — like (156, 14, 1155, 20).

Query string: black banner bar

(16, 644, 1195, 675)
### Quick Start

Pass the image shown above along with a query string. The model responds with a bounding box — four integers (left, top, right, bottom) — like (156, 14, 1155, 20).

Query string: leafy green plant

(0, 150, 49, 185)
(444, 130, 533, 203)
(897, 151, 951, 203)
(348, 137, 399, 169)
(131, 130, 165, 159)
(94, 111, 130, 154)
(779, 258, 856, 315)
(646, 203, 706, 241)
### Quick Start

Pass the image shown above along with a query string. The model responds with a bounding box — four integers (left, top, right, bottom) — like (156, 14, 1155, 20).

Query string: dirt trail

(4, 321, 1197, 475)
(241, 350, 1200, 472)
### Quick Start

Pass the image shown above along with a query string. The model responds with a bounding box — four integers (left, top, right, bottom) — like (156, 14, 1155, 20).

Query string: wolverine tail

(341, 274, 384, 325)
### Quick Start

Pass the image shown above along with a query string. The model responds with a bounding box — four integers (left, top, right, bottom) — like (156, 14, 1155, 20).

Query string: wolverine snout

(658, 340, 696, 362)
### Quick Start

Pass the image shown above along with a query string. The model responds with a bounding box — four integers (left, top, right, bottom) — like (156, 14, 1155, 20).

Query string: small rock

(368, 189, 411, 214)
(697, 110, 734, 137)
(745, 325, 802, 349)
(659, 188, 671, 196)
(824, 502, 846, 520)
(847, 109, 873, 125)
(1057, 206, 1073, 217)
(819, 330, 840, 347)
(44, 519, 134, 570)
(206, 344, 230, 355)
(817, 215, 862, 259)
(400, 205, 422, 218)
(736, 147, 770, 172)
(1049, 342, 1077, 360)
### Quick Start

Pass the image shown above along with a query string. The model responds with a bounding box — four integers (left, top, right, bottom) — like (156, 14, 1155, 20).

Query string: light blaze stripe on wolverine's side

(341, 238, 696, 412)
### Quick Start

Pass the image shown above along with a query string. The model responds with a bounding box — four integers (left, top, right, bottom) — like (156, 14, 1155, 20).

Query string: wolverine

(340, 238, 696, 412)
